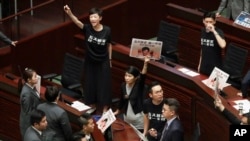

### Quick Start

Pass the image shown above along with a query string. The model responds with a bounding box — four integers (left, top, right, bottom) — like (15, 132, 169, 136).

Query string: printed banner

(130, 38, 162, 60)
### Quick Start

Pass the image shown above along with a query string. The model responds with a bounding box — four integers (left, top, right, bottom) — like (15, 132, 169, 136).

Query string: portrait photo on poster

(129, 38, 162, 60)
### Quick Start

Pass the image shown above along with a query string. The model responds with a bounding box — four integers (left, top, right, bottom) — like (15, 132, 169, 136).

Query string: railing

(0, 0, 55, 47)
(0, 0, 79, 47)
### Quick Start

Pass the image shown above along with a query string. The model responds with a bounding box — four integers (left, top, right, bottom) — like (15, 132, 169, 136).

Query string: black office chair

(156, 20, 181, 64)
(222, 43, 248, 89)
(43, 53, 85, 99)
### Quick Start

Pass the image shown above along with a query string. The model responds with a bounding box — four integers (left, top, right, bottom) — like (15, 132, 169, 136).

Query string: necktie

(33, 87, 37, 91)
(160, 122, 168, 141)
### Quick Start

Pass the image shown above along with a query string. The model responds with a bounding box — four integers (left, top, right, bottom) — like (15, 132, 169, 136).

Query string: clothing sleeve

(106, 26, 112, 43)
(138, 74, 146, 97)
(117, 83, 126, 110)
(222, 108, 241, 124)
(60, 111, 72, 141)
(142, 99, 148, 114)
(171, 130, 184, 141)
(217, 0, 228, 13)
(0, 31, 12, 45)
(21, 92, 35, 113)
(243, 0, 249, 12)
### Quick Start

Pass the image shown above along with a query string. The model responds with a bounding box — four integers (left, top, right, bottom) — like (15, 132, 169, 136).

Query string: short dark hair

(23, 68, 36, 82)
(89, 7, 103, 17)
(203, 11, 216, 20)
(78, 113, 92, 127)
(125, 66, 140, 77)
(45, 86, 60, 102)
(148, 81, 161, 93)
(163, 98, 180, 114)
(142, 47, 150, 52)
(30, 109, 46, 126)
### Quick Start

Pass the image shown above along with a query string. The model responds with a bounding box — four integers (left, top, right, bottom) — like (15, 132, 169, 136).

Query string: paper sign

(96, 109, 116, 133)
(234, 11, 250, 28)
(202, 67, 230, 90)
(130, 38, 162, 60)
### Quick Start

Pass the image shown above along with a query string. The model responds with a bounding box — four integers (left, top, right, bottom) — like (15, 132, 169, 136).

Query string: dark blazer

(161, 118, 184, 141)
(20, 84, 41, 137)
(222, 108, 241, 124)
(23, 126, 42, 141)
(37, 102, 72, 141)
(118, 74, 147, 115)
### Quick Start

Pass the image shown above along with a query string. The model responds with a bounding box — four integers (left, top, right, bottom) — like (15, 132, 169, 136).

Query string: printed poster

(234, 11, 250, 28)
(202, 67, 230, 90)
(129, 38, 162, 60)
(96, 109, 116, 133)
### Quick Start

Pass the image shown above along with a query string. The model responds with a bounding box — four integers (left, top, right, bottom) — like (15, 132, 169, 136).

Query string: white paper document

(202, 67, 230, 90)
(96, 109, 116, 133)
(232, 99, 250, 114)
(71, 101, 91, 111)
(178, 68, 199, 77)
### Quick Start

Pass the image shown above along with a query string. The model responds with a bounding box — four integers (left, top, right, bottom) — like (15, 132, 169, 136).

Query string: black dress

(82, 24, 112, 106)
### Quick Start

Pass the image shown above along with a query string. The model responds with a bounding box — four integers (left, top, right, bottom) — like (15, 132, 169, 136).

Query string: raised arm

(63, 5, 84, 29)
(141, 57, 150, 74)
(207, 24, 226, 48)
(213, 30, 226, 49)
(216, 0, 227, 17)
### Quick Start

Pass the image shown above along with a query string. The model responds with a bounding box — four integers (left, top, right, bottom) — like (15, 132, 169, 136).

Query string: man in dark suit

(23, 109, 48, 141)
(160, 98, 184, 141)
(37, 86, 72, 141)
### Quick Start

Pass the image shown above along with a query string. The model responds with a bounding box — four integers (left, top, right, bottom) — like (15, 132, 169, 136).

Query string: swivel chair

(43, 53, 85, 99)
(156, 20, 181, 64)
(222, 43, 248, 89)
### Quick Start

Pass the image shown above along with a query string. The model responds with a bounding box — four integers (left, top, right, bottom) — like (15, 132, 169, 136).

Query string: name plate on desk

(234, 11, 250, 28)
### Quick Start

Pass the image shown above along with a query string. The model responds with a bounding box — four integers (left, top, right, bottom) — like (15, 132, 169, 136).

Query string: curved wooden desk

(109, 42, 244, 141)
(72, 33, 246, 141)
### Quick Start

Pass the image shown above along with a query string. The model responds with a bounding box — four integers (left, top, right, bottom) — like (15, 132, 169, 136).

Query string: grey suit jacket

(160, 118, 184, 141)
(37, 102, 72, 141)
(217, 0, 249, 20)
(20, 84, 41, 137)
(24, 126, 42, 141)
